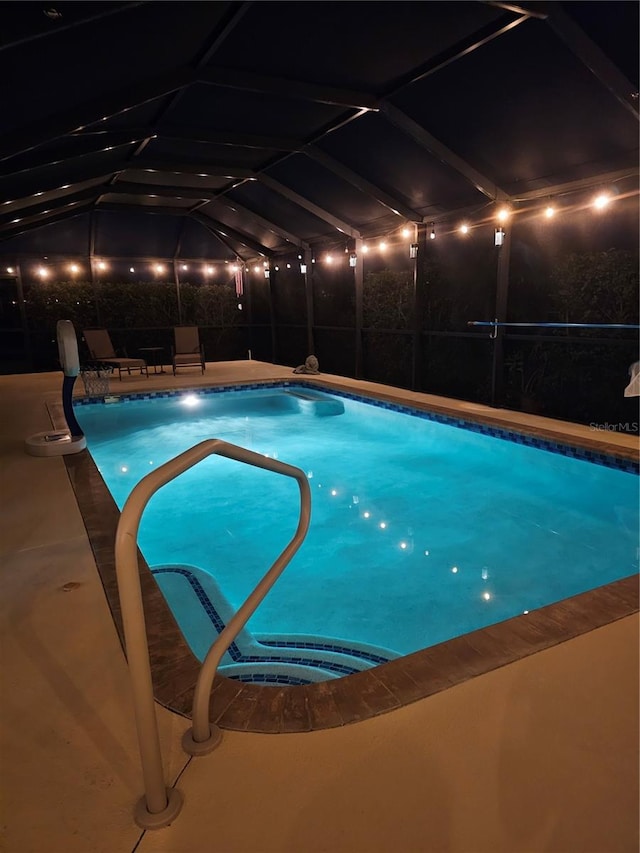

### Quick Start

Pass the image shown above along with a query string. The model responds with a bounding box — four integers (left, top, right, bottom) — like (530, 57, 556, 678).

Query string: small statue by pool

(293, 355, 320, 374)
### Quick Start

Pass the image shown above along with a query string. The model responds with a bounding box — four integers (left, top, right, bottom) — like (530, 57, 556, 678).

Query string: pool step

(151, 564, 398, 685)
(284, 390, 345, 417)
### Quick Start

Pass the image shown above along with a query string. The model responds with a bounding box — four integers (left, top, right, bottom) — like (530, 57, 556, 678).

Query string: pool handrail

(114, 438, 311, 829)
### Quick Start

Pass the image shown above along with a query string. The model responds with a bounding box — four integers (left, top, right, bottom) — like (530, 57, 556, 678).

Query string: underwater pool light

(181, 394, 200, 407)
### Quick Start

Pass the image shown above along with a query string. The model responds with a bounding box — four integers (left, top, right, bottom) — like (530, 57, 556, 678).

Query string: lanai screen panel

(265, 155, 393, 229)
(209, 1, 505, 89)
(391, 19, 638, 190)
(2, 3, 230, 129)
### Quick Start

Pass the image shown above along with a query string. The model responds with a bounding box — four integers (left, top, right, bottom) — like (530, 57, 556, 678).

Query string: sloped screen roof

(1, 0, 637, 259)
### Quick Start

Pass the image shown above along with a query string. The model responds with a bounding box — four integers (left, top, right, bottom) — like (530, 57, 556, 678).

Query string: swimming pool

(76, 383, 639, 685)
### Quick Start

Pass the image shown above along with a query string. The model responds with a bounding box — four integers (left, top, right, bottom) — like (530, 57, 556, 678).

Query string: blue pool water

(77, 385, 639, 681)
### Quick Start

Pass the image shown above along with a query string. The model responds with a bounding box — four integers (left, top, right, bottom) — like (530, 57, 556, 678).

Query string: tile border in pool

(74, 380, 640, 473)
(62, 380, 639, 733)
(151, 565, 392, 682)
(152, 567, 368, 679)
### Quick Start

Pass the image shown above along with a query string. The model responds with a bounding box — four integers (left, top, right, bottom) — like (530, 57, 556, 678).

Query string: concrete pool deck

(1, 361, 638, 852)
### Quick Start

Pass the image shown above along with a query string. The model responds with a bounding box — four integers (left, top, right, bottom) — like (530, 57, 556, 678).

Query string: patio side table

(139, 347, 166, 374)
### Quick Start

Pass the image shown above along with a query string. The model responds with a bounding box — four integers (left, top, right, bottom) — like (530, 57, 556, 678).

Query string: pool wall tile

(74, 380, 639, 473)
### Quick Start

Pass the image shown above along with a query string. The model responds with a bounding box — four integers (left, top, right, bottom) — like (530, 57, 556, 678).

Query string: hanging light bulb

(378, 241, 387, 252)
(496, 207, 511, 223)
(593, 192, 611, 211)
(361, 244, 369, 254)
(544, 204, 555, 218)
(459, 224, 469, 235)
(429, 223, 436, 240)
(401, 227, 412, 239)
(181, 263, 188, 271)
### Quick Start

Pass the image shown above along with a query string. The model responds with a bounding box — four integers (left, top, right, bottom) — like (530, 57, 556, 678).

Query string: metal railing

(114, 439, 311, 829)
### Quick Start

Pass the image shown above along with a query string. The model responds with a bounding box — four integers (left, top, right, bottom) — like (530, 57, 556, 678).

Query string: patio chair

(83, 329, 148, 380)
(172, 326, 205, 375)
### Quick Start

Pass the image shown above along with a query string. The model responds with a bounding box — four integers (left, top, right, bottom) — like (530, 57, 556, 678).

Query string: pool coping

(57, 378, 639, 733)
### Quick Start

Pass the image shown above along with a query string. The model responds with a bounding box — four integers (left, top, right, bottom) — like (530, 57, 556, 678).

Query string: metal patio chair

(83, 329, 148, 380)
(172, 326, 206, 375)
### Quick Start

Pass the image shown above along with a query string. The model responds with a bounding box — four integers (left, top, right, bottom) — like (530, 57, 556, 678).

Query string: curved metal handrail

(114, 439, 311, 828)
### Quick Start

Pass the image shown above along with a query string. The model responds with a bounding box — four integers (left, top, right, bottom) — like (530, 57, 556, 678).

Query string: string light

(14, 187, 623, 287)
